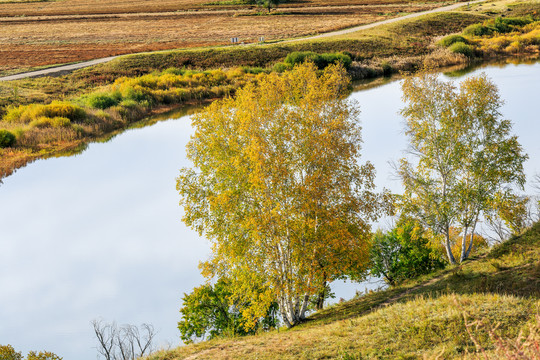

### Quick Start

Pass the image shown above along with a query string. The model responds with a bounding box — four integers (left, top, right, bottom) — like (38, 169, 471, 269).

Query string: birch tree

(399, 73, 527, 264)
(177, 62, 386, 328)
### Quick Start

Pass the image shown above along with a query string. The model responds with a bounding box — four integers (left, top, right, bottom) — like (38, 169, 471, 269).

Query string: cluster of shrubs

(87, 67, 267, 111)
(272, 51, 352, 72)
(1, 101, 88, 147)
(0, 67, 266, 148)
(437, 34, 474, 58)
(438, 16, 540, 57)
(0, 58, 359, 149)
(3, 101, 85, 125)
(463, 16, 533, 37)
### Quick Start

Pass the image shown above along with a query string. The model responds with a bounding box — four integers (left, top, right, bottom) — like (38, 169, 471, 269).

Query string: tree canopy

(178, 278, 278, 343)
(370, 218, 445, 286)
(0, 345, 61, 360)
(177, 62, 387, 328)
(398, 73, 527, 264)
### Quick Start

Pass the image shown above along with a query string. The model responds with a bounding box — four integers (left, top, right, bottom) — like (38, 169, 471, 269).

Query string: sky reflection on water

(0, 60, 539, 359)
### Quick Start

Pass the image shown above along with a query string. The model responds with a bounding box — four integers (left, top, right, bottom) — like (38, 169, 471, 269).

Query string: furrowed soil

(0, 0, 447, 73)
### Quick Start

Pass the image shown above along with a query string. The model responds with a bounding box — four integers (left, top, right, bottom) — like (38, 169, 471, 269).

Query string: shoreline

(2, 53, 538, 182)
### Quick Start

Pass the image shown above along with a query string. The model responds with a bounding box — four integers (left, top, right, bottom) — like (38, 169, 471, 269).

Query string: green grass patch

(448, 41, 474, 57)
(438, 34, 469, 47)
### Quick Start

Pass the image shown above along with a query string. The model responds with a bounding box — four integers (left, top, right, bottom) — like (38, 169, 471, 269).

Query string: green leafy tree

(399, 73, 527, 264)
(370, 219, 445, 286)
(178, 278, 278, 343)
(256, 0, 281, 12)
(177, 62, 387, 328)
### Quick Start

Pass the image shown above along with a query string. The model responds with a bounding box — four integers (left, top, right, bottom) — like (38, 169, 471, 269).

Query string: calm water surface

(1, 60, 539, 359)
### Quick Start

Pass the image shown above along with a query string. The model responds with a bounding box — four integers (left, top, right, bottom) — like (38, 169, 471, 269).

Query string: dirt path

(0, 56, 118, 81)
(377, 270, 451, 308)
(0, 0, 483, 82)
(285, 0, 484, 42)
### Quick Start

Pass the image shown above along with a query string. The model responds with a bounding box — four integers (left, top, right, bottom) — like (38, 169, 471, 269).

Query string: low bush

(85, 91, 121, 109)
(463, 24, 494, 37)
(272, 62, 292, 73)
(240, 66, 266, 74)
(29, 116, 71, 129)
(2, 101, 85, 124)
(0, 129, 16, 148)
(284, 51, 352, 69)
(464, 17, 533, 37)
(381, 61, 392, 76)
(438, 34, 469, 47)
(370, 219, 446, 286)
(448, 42, 474, 57)
(492, 16, 532, 33)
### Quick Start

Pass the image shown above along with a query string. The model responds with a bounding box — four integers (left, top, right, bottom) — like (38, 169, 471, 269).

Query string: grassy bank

(1, 1, 540, 179)
(146, 222, 540, 359)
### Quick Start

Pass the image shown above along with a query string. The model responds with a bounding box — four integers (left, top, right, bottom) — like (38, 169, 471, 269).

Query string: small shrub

(0, 129, 16, 148)
(44, 101, 86, 122)
(448, 42, 474, 57)
(493, 17, 512, 33)
(284, 51, 316, 66)
(29, 116, 71, 128)
(272, 62, 292, 73)
(505, 40, 524, 53)
(241, 66, 266, 74)
(2, 106, 25, 123)
(119, 99, 138, 108)
(438, 34, 469, 47)
(163, 67, 185, 75)
(86, 91, 121, 109)
(463, 24, 494, 37)
(381, 61, 392, 76)
(120, 85, 154, 104)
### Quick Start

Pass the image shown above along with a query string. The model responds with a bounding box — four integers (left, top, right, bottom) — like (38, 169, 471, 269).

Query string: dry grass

(0, 0, 445, 72)
(145, 222, 540, 360)
(0, 0, 446, 16)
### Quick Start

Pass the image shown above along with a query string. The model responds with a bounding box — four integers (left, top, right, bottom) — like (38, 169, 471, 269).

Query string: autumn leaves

(177, 62, 526, 330)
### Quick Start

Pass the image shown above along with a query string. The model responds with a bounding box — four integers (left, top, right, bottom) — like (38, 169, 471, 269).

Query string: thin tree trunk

(315, 279, 327, 310)
(459, 225, 469, 263)
(444, 229, 457, 264)
(280, 301, 293, 328)
(464, 214, 479, 259)
(298, 294, 310, 320)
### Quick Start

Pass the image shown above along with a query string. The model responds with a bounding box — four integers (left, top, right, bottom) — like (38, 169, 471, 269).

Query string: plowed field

(0, 0, 447, 72)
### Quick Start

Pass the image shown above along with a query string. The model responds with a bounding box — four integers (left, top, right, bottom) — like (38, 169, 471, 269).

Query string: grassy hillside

(148, 222, 540, 359)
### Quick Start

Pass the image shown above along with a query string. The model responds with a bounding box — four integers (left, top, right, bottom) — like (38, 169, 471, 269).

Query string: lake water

(1, 59, 539, 359)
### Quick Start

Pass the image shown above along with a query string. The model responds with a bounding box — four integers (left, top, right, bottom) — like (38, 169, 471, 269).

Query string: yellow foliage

(476, 22, 540, 54)
(2, 101, 85, 124)
(178, 62, 387, 328)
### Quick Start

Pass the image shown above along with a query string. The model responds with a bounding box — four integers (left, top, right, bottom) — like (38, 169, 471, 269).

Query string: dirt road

(0, 0, 481, 82)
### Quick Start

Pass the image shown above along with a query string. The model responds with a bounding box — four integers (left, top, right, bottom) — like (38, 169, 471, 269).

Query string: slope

(148, 221, 540, 359)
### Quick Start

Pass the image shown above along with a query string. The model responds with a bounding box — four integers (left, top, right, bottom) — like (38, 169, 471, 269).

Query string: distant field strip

(0, 0, 477, 79)
(286, 0, 486, 41)
(0, 0, 448, 73)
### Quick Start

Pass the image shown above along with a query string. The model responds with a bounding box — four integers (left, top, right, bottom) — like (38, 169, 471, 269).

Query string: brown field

(0, 0, 447, 73)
